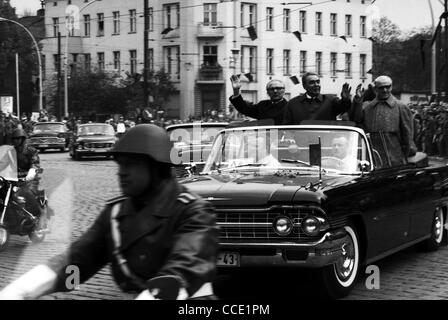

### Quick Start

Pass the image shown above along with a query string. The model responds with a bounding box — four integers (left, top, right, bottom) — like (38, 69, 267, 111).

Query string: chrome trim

(220, 232, 334, 248)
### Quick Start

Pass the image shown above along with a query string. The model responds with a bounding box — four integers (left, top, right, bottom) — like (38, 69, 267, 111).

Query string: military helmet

(12, 128, 27, 139)
(111, 124, 173, 164)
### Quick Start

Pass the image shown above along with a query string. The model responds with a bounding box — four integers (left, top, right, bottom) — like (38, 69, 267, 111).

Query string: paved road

(0, 151, 447, 300)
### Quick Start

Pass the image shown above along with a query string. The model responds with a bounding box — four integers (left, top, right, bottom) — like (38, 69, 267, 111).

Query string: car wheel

(318, 224, 360, 299)
(422, 207, 445, 252)
(0, 225, 9, 252)
(74, 152, 82, 161)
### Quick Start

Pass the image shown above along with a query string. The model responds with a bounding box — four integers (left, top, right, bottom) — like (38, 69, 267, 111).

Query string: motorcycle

(0, 145, 50, 252)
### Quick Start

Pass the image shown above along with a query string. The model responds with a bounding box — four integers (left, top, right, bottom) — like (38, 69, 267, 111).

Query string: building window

(97, 13, 104, 36)
(330, 13, 337, 36)
(266, 7, 274, 31)
(360, 16, 366, 37)
(345, 53, 352, 77)
(204, 3, 217, 26)
(52, 18, 59, 37)
(113, 11, 120, 35)
(330, 52, 337, 77)
(113, 51, 120, 71)
(83, 15, 90, 37)
(42, 55, 46, 80)
(315, 51, 322, 76)
(70, 53, 78, 75)
(203, 46, 218, 66)
(84, 53, 91, 71)
(360, 54, 366, 78)
(283, 9, 290, 32)
(53, 54, 59, 72)
(241, 3, 257, 30)
(148, 8, 153, 31)
(299, 11, 307, 33)
(283, 49, 290, 75)
(130, 9, 137, 33)
(148, 48, 154, 71)
(315, 12, 322, 35)
(345, 15, 352, 37)
(266, 48, 274, 74)
(97, 52, 104, 72)
(300, 51, 307, 75)
(241, 46, 257, 80)
(130, 50, 137, 75)
(164, 46, 180, 80)
(163, 3, 180, 29)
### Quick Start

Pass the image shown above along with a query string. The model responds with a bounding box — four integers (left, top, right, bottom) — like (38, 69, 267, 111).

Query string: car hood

(181, 172, 358, 206)
(76, 136, 116, 142)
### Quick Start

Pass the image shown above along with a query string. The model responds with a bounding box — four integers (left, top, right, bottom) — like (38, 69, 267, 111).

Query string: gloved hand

(26, 168, 37, 181)
(135, 289, 158, 300)
(0, 265, 57, 300)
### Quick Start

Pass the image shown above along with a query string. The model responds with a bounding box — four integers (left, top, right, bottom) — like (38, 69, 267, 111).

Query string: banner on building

(0, 96, 13, 114)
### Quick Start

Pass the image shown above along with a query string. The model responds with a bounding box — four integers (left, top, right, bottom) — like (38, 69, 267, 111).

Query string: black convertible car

(180, 123, 448, 299)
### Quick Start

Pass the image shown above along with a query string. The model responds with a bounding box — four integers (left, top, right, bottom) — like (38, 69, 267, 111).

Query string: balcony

(196, 22, 225, 39)
(197, 63, 224, 84)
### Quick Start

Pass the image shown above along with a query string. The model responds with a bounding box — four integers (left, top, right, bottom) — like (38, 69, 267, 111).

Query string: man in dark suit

(229, 75, 287, 125)
(283, 72, 352, 124)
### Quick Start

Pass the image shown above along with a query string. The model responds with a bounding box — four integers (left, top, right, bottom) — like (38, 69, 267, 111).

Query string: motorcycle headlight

(273, 216, 293, 236)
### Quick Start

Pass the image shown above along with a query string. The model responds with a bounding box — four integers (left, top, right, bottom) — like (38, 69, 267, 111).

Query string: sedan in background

(69, 123, 116, 160)
(28, 122, 69, 152)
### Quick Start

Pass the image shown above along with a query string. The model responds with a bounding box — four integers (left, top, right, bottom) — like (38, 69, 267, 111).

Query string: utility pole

(143, 0, 149, 109)
(15, 53, 20, 117)
(57, 32, 62, 120)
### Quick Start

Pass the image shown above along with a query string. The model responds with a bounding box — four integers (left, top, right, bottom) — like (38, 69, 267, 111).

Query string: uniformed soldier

(11, 128, 40, 194)
(0, 124, 219, 300)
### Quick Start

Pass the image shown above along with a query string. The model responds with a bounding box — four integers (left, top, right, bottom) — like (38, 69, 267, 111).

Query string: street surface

(0, 151, 447, 300)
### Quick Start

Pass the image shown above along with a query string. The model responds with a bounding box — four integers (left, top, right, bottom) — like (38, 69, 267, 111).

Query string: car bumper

(76, 148, 113, 156)
(30, 143, 65, 149)
(218, 228, 349, 268)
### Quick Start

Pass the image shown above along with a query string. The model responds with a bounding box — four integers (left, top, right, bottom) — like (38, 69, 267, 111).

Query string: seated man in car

(322, 136, 358, 171)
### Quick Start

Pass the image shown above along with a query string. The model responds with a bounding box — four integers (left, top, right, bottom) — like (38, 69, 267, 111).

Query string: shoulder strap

(110, 203, 146, 289)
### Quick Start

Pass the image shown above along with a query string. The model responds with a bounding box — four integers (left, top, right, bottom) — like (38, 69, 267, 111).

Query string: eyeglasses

(268, 87, 285, 91)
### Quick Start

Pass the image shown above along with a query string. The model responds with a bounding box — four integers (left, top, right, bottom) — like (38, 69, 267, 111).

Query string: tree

(0, 0, 40, 114)
(372, 16, 402, 43)
(46, 68, 176, 119)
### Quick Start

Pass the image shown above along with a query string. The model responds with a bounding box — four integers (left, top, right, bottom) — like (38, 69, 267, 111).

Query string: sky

(8, 0, 447, 32)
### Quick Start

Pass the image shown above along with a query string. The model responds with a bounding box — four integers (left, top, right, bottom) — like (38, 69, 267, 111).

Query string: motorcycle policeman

(0, 124, 219, 300)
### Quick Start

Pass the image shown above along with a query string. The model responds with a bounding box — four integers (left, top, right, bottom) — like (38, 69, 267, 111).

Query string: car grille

(84, 142, 113, 149)
(216, 206, 325, 243)
(30, 137, 61, 144)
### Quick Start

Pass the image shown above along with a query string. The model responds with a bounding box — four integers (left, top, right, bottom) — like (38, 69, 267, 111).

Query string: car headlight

(301, 216, 329, 236)
(77, 144, 83, 150)
(273, 216, 293, 236)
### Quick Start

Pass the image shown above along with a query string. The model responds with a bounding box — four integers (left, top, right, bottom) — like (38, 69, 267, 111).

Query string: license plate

(39, 144, 49, 148)
(217, 252, 240, 267)
(93, 148, 107, 152)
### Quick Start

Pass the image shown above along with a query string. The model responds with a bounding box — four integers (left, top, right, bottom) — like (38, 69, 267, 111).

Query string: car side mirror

(359, 160, 370, 173)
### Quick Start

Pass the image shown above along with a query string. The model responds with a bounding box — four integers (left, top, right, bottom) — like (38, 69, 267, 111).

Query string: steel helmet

(111, 124, 173, 164)
(12, 128, 27, 139)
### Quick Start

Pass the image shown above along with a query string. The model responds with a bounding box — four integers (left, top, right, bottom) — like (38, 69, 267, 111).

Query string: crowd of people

(409, 102, 448, 158)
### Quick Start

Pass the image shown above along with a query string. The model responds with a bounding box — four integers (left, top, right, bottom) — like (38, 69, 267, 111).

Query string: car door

(362, 133, 413, 257)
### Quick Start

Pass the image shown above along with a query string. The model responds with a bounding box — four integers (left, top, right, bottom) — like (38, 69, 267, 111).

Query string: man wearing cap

(352, 75, 417, 166)
(283, 72, 353, 125)
(0, 124, 219, 300)
(229, 75, 288, 125)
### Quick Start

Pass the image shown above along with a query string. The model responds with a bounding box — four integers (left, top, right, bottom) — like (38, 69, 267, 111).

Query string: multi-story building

(41, 0, 373, 119)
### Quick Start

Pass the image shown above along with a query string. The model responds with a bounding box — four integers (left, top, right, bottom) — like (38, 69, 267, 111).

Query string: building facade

(41, 0, 373, 119)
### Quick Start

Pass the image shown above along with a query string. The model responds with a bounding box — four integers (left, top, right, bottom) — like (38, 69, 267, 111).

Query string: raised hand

(341, 83, 352, 100)
(230, 75, 242, 96)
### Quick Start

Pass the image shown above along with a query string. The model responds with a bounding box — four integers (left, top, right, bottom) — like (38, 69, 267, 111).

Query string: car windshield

(78, 125, 115, 136)
(167, 124, 226, 145)
(33, 124, 64, 133)
(203, 127, 370, 174)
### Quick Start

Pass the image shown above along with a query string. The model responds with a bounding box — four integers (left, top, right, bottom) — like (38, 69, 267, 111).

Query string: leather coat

(47, 179, 219, 297)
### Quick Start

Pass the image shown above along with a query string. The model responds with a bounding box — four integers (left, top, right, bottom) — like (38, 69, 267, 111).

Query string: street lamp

(0, 17, 43, 112)
(64, 0, 98, 118)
